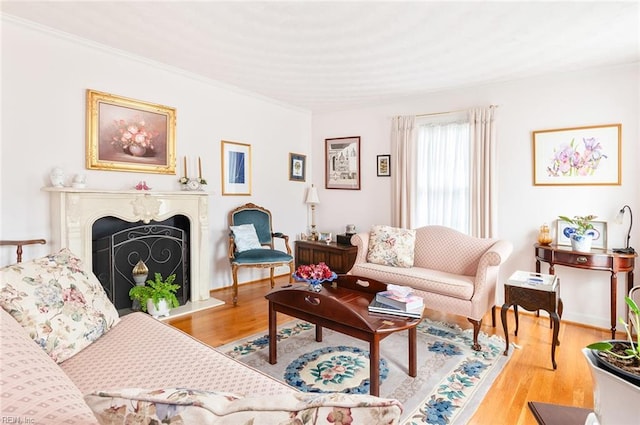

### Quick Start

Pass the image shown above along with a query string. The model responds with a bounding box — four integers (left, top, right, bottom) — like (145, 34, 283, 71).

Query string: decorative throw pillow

(231, 223, 263, 252)
(0, 248, 120, 363)
(366, 225, 416, 268)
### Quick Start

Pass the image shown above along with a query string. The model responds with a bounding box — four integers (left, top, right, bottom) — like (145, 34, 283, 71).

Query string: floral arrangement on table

(547, 137, 607, 177)
(111, 118, 156, 157)
(558, 214, 597, 237)
(292, 262, 337, 292)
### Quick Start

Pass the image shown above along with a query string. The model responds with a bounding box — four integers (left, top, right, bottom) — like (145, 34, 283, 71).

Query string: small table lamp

(306, 184, 320, 241)
(613, 205, 635, 254)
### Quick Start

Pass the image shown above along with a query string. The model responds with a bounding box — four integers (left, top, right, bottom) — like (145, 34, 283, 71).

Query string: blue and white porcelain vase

(571, 233, 593, 252)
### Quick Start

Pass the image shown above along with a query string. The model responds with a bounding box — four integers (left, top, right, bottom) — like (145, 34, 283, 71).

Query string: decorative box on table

(337, 233, 355, 245)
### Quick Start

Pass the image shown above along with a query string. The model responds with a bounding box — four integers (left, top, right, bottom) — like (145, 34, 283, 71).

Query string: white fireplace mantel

(43, 187, 211, 302)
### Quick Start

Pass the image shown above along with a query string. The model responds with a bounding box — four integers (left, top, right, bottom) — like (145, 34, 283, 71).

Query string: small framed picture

(289, 153, 306, 182)
(377, 154, 390, 177)
(556, 219, 608, 249)
(319, 232, 332, 244)
(221, 140, 252, 196)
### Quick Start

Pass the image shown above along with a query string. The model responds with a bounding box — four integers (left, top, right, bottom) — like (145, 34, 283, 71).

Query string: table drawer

(553, 251, 612, 268)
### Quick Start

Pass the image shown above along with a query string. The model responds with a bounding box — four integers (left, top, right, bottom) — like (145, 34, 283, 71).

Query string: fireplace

(43, 188, 211, 308)
(92, 215, 190, 312)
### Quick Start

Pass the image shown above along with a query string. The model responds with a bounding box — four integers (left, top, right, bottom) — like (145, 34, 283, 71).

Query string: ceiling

(2, 1, 639, 112)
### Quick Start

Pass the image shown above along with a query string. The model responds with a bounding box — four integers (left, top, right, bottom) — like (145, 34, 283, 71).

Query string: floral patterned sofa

(350, 225, 513, 350)
(0, 246, 402, 424)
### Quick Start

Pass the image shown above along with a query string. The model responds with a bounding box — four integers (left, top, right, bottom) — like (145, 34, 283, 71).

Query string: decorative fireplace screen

(92, 218, 189, 314)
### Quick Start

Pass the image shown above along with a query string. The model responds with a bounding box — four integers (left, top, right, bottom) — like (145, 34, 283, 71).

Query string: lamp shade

(305, 185, 320, 205)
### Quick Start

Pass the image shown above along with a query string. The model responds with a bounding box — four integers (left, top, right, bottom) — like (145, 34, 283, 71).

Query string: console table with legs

(534, 243, 637, 339)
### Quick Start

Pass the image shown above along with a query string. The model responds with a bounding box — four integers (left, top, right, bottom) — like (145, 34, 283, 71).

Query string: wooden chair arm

(0, 239, 46, 263)
(273, 232, 292, 255)
(228, 235, 237, 260)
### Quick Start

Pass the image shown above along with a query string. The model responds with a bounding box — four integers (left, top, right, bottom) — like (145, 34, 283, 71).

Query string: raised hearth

(43, 187, 211, 304)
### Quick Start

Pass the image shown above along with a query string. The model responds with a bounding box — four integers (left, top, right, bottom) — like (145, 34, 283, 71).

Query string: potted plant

(558, 214, 597, 251)
(129, 272, 180, 318)
(583, 296, 640, 424)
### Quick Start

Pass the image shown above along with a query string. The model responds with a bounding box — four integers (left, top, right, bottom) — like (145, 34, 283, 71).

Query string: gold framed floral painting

(86, 89, 176, 174)
(532, 123, 621, 186)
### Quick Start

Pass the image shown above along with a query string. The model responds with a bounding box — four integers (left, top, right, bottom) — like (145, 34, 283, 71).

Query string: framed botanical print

(86, 89, 176, 174)
(532, 123, 621, 186)
(325, 136, 361, 190)
(221, 140, 251, 195)
(289, 153, 306, 182)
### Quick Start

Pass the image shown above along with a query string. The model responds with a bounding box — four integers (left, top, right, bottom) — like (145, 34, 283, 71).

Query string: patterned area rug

(218, 318, 509, 425)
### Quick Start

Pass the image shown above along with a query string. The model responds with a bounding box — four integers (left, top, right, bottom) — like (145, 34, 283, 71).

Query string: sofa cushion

(85, 388, 402, 425)
(230, 223, 263, 252)
(0, 248, 120, 363)
(0, 308, 99, 424)
(61, 311, 295, 397)
(366, 225, 416, 268)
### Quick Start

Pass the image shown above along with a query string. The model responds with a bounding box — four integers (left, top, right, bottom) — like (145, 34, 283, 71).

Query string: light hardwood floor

(167, 276, 610, 425)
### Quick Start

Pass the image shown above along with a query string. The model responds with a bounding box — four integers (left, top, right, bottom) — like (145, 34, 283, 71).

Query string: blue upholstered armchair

(228, 203, 294, 304)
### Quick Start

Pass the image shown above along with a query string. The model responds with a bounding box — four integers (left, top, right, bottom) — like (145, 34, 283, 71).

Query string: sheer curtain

(390, 116, 415, 228)
(391, 106, 497, 237)
(414, 116, 470, 232)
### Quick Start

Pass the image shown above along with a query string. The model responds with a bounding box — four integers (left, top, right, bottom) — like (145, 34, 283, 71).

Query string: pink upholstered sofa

(1, 246, 402, 424)
(350, 225, 513, 350)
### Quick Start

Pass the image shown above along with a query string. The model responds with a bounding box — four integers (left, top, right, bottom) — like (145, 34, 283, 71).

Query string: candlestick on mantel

(183, 156, 188, 178)
(198, 157, 202, 179)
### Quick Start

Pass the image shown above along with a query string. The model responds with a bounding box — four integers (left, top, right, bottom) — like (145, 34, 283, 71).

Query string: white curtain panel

(390, 116, 416, 228)
(469, 106, 497, 238)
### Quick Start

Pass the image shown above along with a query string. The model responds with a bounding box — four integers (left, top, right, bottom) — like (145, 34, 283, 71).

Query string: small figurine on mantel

(72, 174, 87, 189)
(178, 155, 207, 191)
(135, 181, 151, 190)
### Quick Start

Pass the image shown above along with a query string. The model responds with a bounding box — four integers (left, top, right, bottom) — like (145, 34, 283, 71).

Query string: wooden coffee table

(265, 274, 422, 396)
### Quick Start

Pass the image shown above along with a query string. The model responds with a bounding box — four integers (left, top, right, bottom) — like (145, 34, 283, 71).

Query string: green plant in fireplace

(129, 272, 180, 313)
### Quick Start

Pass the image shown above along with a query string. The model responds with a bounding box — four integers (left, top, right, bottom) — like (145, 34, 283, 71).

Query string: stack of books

(368, 287, 424, 318)
(507, 270, 558, 291)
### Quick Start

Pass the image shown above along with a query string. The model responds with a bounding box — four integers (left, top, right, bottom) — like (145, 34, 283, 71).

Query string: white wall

(311, 63, 639, 329)
(0, 17, 313, 288)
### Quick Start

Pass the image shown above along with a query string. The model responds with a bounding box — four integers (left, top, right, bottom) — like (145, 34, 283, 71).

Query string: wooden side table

(294, 240, 357, 274)
(535, 243, 636, 339)
(501, 272, 563, 369)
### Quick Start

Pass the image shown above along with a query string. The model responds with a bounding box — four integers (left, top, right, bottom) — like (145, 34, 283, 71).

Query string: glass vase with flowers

(292, 262, 337, 292)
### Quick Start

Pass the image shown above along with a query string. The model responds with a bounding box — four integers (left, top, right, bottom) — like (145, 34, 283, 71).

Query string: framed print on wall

(377, 154, 390, 177)
(289, 153, 306, 182)
(532, 123, 621, 186)
(86, 89, 176, 174)
(221, 140, 252, 195)
(556, 219, 608, 250)
(325, 136, 361, 190)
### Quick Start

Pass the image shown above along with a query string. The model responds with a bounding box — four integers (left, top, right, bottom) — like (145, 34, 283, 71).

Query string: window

(414, 115, 470, 233)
